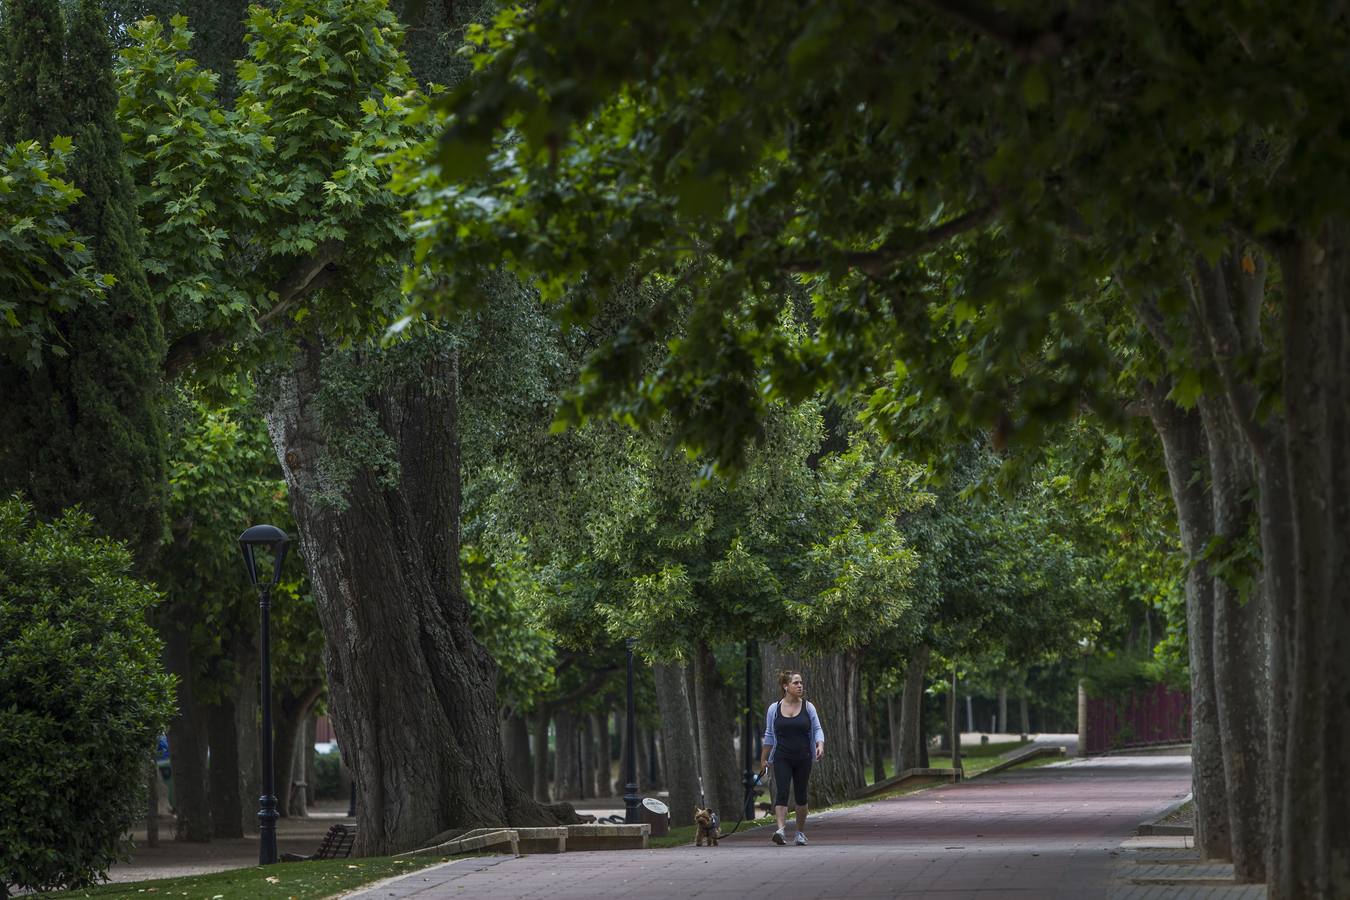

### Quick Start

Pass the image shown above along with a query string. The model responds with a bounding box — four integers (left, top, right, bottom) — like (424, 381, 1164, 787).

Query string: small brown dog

(694, 807, 721, 847)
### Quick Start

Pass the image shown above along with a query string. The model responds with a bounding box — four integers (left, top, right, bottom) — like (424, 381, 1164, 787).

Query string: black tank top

(774, 700, 812, 760)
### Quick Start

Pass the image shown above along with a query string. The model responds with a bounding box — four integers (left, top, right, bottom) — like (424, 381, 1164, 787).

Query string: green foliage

(0, 0, 168, 564)
(0, 498, 175, 894)
(116, 0, 420, 378)
(0, 140, 108, 368)
(157, 389, 321, 701)
(0, 0, 68, 142)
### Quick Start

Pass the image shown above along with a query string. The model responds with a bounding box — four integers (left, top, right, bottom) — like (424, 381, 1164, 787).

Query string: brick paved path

(350, 756, 1194, 900)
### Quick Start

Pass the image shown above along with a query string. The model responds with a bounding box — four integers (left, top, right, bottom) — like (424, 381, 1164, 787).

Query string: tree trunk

(1198, 396, 1270, 882)
(591, 711, 610, 797)
(163, 606, 212, 842)
(266, 341, 571, 855)
(1273, 230, 1350, 900)
(275, 683, 323, 818)
(897, 644, 930, 773)
(1019, 693, 1029, 737)
(206, 697, 244, 838)
(887, 693, 902, 776)
(1147, 385, 1232, 861)
(578, 713, 595, 799)
(502, 711, 532, 793)
(531, 709, 551, 801)
(554, 707, 582, 801)
(997, 686, 1007, 735)
(304, 715, 317, 807)
(653, 662, 701, 827)
(691, 642, 739, 814)
(759, 643, 864, 805)
(146, 757, 160, 848)
(949, 666, 962, 776)
(867, 676, 885, 783)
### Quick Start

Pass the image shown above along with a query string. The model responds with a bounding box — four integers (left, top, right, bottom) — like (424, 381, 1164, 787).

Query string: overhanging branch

(163, 240, 345, 378)
(782, 204, 995, 278)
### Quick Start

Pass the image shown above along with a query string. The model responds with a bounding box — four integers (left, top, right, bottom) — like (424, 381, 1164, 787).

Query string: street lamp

(623, 638, 640, 824)
(239, 524, 290, 866)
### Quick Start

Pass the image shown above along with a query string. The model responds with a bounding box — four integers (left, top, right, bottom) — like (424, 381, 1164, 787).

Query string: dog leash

(721, 767, 767, 837)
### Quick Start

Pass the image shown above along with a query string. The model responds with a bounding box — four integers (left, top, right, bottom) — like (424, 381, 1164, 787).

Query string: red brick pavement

(349, 756, 1192, 900)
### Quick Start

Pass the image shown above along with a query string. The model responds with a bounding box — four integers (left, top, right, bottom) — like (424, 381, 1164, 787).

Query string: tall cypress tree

(0, 0, 167, 564)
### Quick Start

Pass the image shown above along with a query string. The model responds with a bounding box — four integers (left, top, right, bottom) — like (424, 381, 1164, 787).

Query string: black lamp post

(239, 524, 290, 865)
(623, 638, 640, 824)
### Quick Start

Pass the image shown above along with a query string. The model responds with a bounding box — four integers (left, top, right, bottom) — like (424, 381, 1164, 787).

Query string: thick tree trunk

(554, 708, 582, 801)
(206, 697, 244, 838)
(275, 683, 323, 818)
(1273, 230, 1350, 900)
(652, 663, 700, 826)
(897, 644, 930, 773)
(266, 341, 571, 855)
(163, 607, 212, 842)
(760, 644, 864, 805)
(691, 642, 740, 814)
(1147, 386, 1232, 861)
(1019, 693, 1029, 736)
(502, 711, 532, 793)
(1198, 397, 1270, 882)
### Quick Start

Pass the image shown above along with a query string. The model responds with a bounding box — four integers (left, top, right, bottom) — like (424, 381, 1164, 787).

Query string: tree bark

(162, 605, 212, 842)
(591, 711, 610, 797)
(897, 644, 930, 772)
(867, 676, 885, 783)
(1019, 693, 1029, 737)
(531, 709, 551, 801)
(502, 711, 532, 793)
(1197, 395, 1269, 882)
(691, 642, 740, 814)
(1273, 229, 1350, 899)
(579, 713, 596, 799)
(145, 757, 160, 848)
(206, 697, 244, 838)
(997, 685, 1007, 735)
(554, 707, 582, 801)
(1147, 384, 1232, 861)
(653, 662, 702, 827)
(275, 682, 323, 818)
(759, 644, 864, 805)
(266, 341, 572, 855)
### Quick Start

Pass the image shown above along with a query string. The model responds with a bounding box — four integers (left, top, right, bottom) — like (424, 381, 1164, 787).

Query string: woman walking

(758, 670, 825, 845)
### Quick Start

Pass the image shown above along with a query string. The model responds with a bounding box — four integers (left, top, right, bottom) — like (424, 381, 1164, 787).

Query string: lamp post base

(259, 795, 279, 864)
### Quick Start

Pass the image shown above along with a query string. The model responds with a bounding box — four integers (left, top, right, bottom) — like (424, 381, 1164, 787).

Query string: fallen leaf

(1241, 254, 1256, 274)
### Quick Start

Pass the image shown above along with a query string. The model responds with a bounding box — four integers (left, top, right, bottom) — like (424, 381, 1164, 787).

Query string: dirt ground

(107, 802, 356, 883)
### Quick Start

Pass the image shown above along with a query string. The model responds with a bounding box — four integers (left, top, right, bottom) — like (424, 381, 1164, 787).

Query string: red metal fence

(1085, 683, 1190, 754)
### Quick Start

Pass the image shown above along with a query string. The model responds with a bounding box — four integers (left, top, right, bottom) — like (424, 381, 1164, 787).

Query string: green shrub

(312, 750, 343, 800)
(0, 498, 175, 894)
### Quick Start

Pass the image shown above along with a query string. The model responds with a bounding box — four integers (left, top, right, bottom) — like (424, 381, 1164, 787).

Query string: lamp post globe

(239, 524, 290, 866)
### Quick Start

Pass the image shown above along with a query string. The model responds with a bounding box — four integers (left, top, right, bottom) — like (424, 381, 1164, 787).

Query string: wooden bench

(281, 823, 357, 861)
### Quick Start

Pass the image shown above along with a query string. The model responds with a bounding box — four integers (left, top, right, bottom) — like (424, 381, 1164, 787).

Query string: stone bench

(564, 823, 649, 851)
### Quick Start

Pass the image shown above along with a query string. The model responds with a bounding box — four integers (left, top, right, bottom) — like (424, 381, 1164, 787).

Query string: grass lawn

(47, 855, 455, 899)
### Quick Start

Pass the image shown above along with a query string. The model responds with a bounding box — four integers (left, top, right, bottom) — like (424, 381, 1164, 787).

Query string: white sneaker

(795, 831, 808, 845)
(771, 828, 786, 845)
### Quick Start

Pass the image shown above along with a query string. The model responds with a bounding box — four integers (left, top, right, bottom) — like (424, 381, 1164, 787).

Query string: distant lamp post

(239, 524, 290, 865)
(623, 638, 640, 824)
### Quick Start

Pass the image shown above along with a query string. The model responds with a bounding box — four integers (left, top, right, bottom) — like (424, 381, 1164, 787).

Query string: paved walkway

(349, 756, 1213, 899)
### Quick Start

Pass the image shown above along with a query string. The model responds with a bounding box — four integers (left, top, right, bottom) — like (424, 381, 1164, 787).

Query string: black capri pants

(773, 753, 813, 806)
